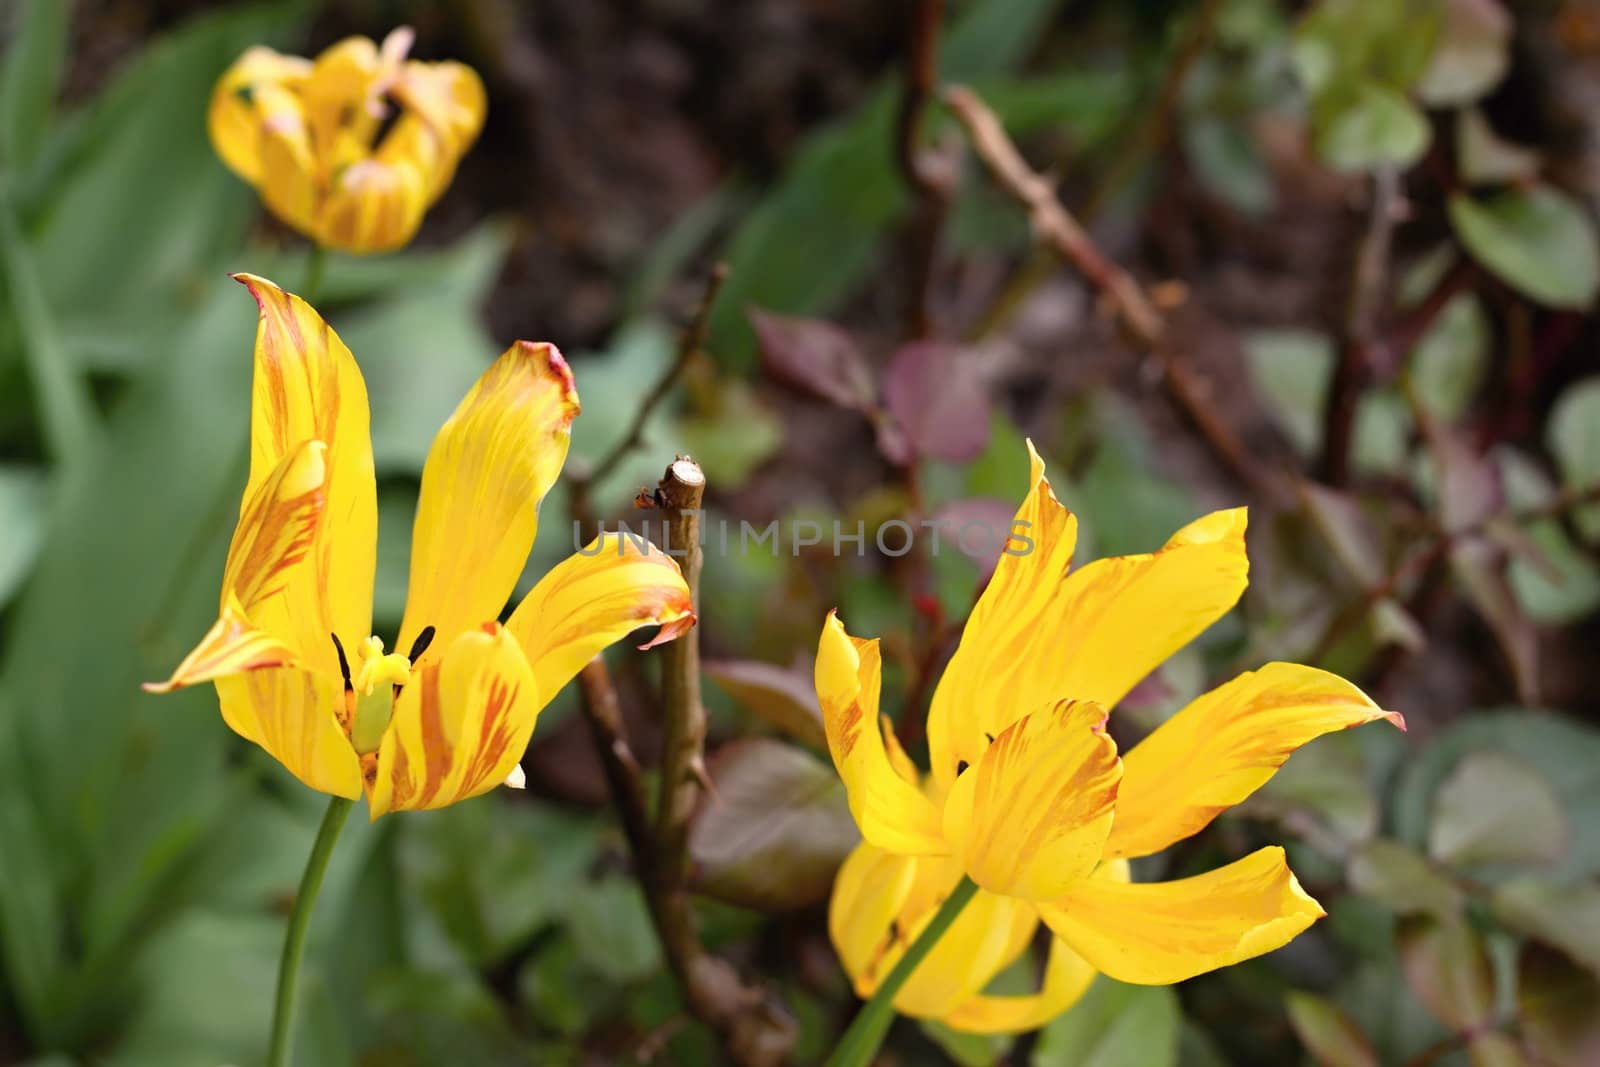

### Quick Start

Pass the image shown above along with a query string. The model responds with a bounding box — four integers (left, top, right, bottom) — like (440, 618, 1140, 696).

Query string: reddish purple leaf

(688, 738, 859, 912)
(880, 341, 991, 464)
(749, 308, 877, 412)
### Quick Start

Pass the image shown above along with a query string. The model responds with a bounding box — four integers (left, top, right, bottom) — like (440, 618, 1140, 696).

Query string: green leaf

(0, 464, 44, 609)
(405, 803, 601, 968)
(1184, 116, 1275, 216)
(566, 877, 662, 984)
(1449, 186, 1600, 309)
(0, 184, 97, 472)
(1244, 329, 1334, 456)
(1415, 0, 1512, 106)
(1392, 711, 1600, 882)
(1316, 82, 1431, 173)
(0, 0, 72, 170)
(688, 738, 858, 911)
(1492, 879, 1600, 976)
(1347, 839, 1466, 919)
(1548, 378, 1600, 543)
(1397, 916, 1496, 1030)
(334, 225, 513, 474)
(1496, 448, 1600, 624)
(1286, 991, 1379, 1067)
(1455, 108, 1540, 186)
(1429, 751, 1569, 868)
(25, 4, 299, 369)
(1409, 292, 1489, 422)
(1033, 978, 1180, 1067)
(113, 913, 281, 1066)
(1246, 730, 1381, 852)
(921, 1019, 1014, 1067)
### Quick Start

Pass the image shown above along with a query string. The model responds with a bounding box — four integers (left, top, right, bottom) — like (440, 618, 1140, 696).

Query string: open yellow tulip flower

(819, 443, 1404, 1034)
(146, 274, 695, 818)
(209, 27, 486, 254)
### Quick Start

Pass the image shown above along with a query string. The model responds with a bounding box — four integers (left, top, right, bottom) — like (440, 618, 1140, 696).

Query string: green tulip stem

(825, 875, 981, 1067)
(268, 795, 353, 1067)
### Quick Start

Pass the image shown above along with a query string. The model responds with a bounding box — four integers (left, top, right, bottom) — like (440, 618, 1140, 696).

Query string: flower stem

(268, 795, 353, 1067)
(826, 876, 981, 1067)
(302, 243, 328, 305)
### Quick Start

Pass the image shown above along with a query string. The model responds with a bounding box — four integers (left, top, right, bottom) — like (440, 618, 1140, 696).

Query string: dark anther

(408, 625, 437, 662)
(956, 760, 969, 775)
(984, 732, 995, 743)
(331, 633, 353, 690)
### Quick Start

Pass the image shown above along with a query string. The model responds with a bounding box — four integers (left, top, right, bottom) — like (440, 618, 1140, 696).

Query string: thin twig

(1319, 165, 1401, 486)
(576, 659, 653, 865)
(569, 264, 729, 534)
(944, 84, 1281, 500)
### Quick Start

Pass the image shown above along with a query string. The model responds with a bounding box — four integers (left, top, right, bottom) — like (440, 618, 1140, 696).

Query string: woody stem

(825, 876, 981, 1067)
(268, 795, 353, 1067)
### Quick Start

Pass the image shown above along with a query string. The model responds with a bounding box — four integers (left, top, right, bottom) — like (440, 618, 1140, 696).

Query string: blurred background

(2, 0, 1599, 1064)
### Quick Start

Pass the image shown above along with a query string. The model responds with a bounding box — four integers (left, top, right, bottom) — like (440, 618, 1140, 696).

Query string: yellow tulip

(819, 442, 1404, 1033)
(208, 27, 486, 254)
(146, 275, 695, 817)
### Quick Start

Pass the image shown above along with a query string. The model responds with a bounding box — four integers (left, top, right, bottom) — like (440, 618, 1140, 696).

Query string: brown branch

(568, 264, 729, 534)
(577, 655, 796, 1067)
(1319, 165, 1401, 486)
(653, 456, 708, 878)
(943, 84, 1282, 501)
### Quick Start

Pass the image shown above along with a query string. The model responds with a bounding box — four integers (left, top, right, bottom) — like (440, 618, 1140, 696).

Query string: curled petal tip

(513, 340, 580, 420)
(637, 611, 697, 651)
(141, 679, 179, 694)
(1383, 709, 1408, 732)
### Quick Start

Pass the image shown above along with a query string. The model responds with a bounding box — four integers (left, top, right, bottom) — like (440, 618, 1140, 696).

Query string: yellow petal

(942, 858, 1126, 1033)
(941, 699, 1121, 900)
(505, 532, 694, 704)
(942, 934, 1096, 1035)
(208, 46, 313, 184)
(145, 440, 329, 692)
(927, 441, 1078, 787)
(395, 60, 487, 161)
(829, 845, 1034, 1019)
(215, 667, 362, 798)
(828, 843, 919, 994)
(234, 275, 378, 677)
(315, 155, 429, 254)
(816, 613, 948, 855)
(368, 622, 541, 817)
(397, 342, 580, 664)
(881, 713, 921, 788)
(1106, 663, 1404, 860)
(142, 604, 298, 694)
(253, 82, 321, 238)
(1053, 507, 1250, 709)
(302, 35, 384, 173)
(1038, 846, 1324, 985)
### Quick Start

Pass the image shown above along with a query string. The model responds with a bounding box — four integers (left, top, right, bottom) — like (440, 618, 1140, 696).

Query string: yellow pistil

(351, 636, 410, 754)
